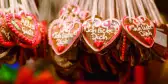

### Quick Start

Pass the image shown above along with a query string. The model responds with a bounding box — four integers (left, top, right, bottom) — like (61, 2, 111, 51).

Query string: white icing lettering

(139, 30, 152, 37)
(21, 18, 35, 30)
(12, 20, 34, 36)
(91, 33, 108, 40)
(56, 39, 69, 45)
(22, 27, 34, 36)
(132, 24, 153, 37)
(20, 18, 35, 36)
(83, 19, 119, 41)
(1, 28, 10, 40)
(52, 32, 74, 39)
(52, 32, 77, 45)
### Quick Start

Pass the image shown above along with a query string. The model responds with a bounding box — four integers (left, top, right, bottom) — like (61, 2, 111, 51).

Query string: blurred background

(155, 0, 168, 22)
(147, 0, 168, 84)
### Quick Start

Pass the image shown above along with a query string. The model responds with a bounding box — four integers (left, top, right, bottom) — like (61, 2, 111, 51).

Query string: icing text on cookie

(83, 18, 117, 41)
(1, 28, 10, 40)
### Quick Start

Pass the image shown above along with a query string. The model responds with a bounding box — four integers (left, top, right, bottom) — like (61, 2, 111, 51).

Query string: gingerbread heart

(49, 19, 82, 55)
(122, 16, 156, 48)
(0, 12, 15, 47)
(6, 12, 40, 45)
(16, 21, 42, 48)
(82, 16, 121, 52)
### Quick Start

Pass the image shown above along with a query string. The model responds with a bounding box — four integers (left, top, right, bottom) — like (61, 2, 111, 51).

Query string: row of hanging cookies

(47, 0, 168, 77)
(0, 0, 47, 65)
(0, 0, 167, 81)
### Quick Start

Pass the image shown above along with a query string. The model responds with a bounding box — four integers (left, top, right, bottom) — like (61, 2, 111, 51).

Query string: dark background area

(155, 0, 168, 22)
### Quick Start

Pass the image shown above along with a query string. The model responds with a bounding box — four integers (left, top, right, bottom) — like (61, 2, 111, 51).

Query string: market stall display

(0, 0, 167, 84)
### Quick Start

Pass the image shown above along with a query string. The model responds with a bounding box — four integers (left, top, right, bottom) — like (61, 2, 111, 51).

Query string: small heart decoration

(94, 41, 103, 48)
(82, 16, 121, 52)
(122, 16, 156, 48)
(6, 12, 40, 45)
(57, 45, 65, 52)
(79, 11, 91, 21)
(59, 4, 80, 16)
(48, 19, 82, 55)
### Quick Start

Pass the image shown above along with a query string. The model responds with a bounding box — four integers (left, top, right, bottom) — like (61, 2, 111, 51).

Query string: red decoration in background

(84, 55, 93, 73)
(19, 47, 24, 65)
(15, 67, 33, 84)
(96, 54, 108, 72)
(57, 80, 70, 84)
(165, 51, 168, 59)
(75, 81, 134, 84)
(135, 66, 145, 84)
(15, 67, 70, 84)
(40, 20, 48, 58)
(32, 71, 56, 84)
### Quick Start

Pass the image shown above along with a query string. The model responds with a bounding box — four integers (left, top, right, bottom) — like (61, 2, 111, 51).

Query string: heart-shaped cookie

(82, 16, 121, 52)
(6, 12, 40, 45)
(122, 16, 156, 48)
(0, 12, 15, 47)
(49, 19, 82, 55)
(16, 21, 42, 48)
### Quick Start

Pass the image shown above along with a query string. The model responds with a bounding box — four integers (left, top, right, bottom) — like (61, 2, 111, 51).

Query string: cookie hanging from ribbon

(82, 15, 121, 52)
(6, 11, 40, 46)
(49, 4, 83, 55)
(122, 16, 156, 48)
(49, 18, 82, 55)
